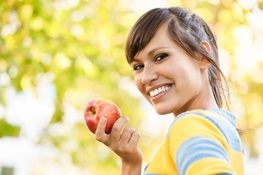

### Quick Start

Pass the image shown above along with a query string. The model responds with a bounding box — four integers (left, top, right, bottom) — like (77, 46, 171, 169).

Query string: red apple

(84, 98, 122, 134)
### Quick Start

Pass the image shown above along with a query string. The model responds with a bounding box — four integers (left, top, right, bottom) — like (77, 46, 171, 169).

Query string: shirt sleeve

(168, 113, 237, 175)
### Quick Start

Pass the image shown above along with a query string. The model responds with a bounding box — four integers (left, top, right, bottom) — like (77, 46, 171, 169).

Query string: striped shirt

(144, 109, 244, 175)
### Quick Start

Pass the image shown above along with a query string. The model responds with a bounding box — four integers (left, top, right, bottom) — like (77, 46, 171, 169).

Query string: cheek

(134, 76, 143, 93)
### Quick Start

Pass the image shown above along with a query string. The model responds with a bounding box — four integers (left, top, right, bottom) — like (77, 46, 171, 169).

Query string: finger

(128, 131, 140, 146)
(120, 126, 136, 144)
(109, 116, 129, 143)
(95, 117, 109, 144)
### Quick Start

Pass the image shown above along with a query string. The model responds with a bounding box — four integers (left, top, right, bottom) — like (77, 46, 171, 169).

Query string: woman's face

(130, 25, 211, 116)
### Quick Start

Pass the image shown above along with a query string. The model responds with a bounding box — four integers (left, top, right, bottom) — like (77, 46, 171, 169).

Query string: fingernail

(100, 117, 106, 125)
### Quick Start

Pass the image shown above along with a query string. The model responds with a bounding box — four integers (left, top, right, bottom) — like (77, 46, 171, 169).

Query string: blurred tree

(0, 0, 263, 174)
(0, 0, 149, 173)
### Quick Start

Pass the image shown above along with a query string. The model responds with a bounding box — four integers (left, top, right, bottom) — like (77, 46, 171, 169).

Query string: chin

(148, 100, 172, 115)
(153, 106, 172, 115)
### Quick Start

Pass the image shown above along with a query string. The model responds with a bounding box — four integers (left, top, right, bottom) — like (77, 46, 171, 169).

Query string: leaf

(0, 119, 20, 137)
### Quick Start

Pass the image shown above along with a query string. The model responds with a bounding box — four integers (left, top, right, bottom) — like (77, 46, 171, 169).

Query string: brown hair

(125, 7, 229, 109)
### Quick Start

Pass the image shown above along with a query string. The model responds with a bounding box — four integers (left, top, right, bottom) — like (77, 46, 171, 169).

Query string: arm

(95, 116, 143, 175)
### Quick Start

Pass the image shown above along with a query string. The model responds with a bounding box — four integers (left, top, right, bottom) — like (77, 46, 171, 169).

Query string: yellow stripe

(187, 157, 235, 175)
(230, 150, 244, 175)
(145, 142, 178, 174)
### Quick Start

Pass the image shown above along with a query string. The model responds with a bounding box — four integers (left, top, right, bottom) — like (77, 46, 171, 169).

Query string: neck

(173, 83, 219, 117)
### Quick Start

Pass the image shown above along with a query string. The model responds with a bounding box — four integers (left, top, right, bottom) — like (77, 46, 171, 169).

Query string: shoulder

(166, 109, 242, 153)
(165, 109, 243, 175)
(166, 109, 237, 138)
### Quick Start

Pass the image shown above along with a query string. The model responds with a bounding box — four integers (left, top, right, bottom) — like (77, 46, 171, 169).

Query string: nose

(141, 65, 158, 85)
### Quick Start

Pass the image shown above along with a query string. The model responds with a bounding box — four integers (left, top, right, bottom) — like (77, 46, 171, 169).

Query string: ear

(199, 41, 211, 70)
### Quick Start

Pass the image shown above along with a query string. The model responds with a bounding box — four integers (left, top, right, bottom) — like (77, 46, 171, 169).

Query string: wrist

(121, 159, 142, 175)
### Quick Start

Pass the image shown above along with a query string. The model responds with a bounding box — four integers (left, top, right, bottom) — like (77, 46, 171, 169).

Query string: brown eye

(133, 64, 144, 71)
(155, 53, 168, 62)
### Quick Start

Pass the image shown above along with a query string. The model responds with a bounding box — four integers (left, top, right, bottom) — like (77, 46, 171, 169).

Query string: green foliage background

(1, 0, 263, 174)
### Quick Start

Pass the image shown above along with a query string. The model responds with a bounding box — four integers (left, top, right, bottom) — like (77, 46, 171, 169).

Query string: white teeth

(149, 85, 171, 97)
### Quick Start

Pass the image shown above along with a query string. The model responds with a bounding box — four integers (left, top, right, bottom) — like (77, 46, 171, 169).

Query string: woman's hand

(95, 116, 143, 175)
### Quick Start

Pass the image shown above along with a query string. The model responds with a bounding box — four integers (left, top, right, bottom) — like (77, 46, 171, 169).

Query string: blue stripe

(176, 136, 230, 175)
(209, 108, 236, 126)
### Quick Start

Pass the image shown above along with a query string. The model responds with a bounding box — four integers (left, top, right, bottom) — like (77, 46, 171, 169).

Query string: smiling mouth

(149, 85, 171, 97)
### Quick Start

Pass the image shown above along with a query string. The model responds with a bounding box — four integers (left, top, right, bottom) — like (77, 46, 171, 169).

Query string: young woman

(94, 7, 244, 175)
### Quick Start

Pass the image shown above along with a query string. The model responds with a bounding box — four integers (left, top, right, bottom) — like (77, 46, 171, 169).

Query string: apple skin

(84, 99, 122, 134)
